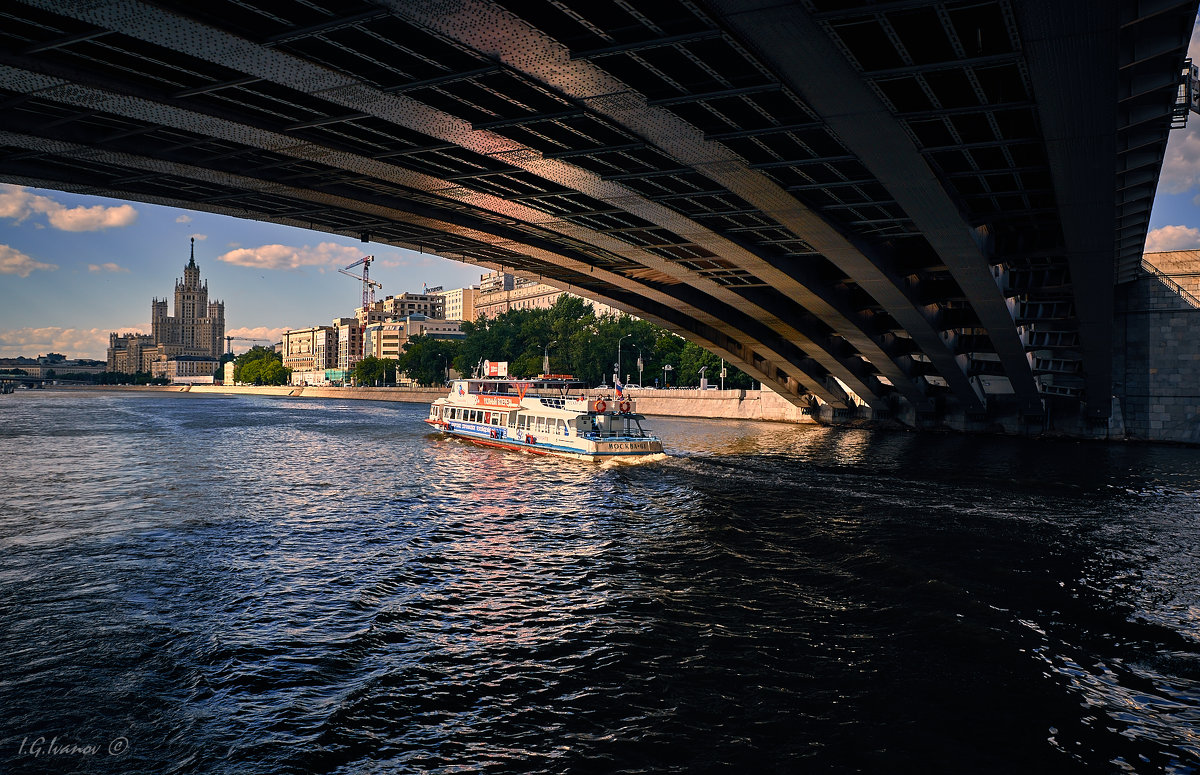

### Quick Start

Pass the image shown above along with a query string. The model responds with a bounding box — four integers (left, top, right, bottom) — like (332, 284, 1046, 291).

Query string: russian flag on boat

(614, 377, 624, 400)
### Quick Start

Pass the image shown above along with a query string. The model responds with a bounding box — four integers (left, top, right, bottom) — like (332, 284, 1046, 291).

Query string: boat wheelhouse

(425, 372, 663, 461)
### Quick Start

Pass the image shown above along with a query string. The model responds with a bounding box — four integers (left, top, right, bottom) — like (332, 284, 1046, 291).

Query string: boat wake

(600, 452, 670, 468)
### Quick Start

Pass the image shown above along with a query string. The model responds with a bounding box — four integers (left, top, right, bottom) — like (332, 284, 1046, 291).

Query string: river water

(2, 390, 1200, 773)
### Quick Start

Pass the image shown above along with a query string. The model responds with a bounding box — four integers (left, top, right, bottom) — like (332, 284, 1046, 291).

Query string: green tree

(234, 345, 290, 385)
(260, 360, 290, 386)
(444, 294, 756, 390)
(399, 336, 459, 386)
(353, 356, 397, 386)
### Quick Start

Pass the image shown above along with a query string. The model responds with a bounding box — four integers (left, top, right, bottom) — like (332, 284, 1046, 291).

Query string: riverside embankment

(47, 383, 817, 424)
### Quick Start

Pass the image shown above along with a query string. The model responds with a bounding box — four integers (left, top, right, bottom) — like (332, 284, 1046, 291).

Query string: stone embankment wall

(613, 388, 814, 423)
(188, 384, 447, 402)
(180, 384, 816, 423)
(1115, 259, 1200, 444)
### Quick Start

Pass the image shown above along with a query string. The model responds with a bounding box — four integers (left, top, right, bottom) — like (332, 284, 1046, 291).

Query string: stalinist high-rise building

(108, 238, 225, 374)
(151, 238, 225, 358)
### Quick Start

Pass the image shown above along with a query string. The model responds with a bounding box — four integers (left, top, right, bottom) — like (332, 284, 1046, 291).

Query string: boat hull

(425, 418, 663, 462)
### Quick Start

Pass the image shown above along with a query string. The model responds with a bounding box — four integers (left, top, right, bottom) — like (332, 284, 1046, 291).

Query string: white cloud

(0, 244, 57, 277)
(0, 325, 146, 360)
(217, 241, 365, 271)
(175, 214, 192, 223)
(87, 262, 129, 273)
(1145, 224, 1200, 252)
(190, 233, 207, 241)
(0, 184, 138, 231)
(225, 326, 286, 349)
(0, 185, 56, 223)
(1159, 21, 1200, 194)
(1159, 130, 1200, 195)
(378, 255, 437, 270)
(45, 203, 137, 232)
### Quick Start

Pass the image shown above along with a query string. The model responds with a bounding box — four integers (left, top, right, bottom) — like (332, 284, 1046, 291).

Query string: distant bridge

(1, 0, 1196, 427)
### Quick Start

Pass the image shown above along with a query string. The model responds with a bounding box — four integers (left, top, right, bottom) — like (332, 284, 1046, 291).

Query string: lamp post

(616, 333, 631, 384)
(437, 353, 448, 385)
(634, 344, 644, 386)
(663, 363, 673, 388)
(543, 340, 556, 376)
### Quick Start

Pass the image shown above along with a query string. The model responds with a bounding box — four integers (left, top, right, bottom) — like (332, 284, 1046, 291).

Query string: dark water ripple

(3, 392, 1200, 773)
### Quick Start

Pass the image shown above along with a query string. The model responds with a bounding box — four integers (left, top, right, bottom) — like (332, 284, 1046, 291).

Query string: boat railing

(581, 427, 657, 440)
(531, 395, 589, 410)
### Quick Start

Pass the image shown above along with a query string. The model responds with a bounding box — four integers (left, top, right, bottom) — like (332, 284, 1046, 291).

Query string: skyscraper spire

(188, 236, 196, 269)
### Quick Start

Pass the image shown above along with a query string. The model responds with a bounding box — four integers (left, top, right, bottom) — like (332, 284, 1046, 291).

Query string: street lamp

(543, 340, 556, 376)
(437, 353, 448, 385)
(634, 344, 644, 386)
(616, 333, 631, 384)
(663, 363, 673, 388)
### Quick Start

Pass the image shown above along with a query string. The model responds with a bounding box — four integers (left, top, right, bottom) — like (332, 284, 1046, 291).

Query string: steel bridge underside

(0, 0, 1194, 422)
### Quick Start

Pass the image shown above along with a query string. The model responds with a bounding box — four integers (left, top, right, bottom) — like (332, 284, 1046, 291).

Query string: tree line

(86, 297, 754, 389)
(389, 296, 754, 389)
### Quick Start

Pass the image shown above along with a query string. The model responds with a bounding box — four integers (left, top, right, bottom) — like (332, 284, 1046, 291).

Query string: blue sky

(4, 19, 1200, 361)
(0, 188, 487, 359)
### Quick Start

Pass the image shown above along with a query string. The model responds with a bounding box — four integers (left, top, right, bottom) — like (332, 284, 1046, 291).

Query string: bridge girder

(0, 0, 1193, 419)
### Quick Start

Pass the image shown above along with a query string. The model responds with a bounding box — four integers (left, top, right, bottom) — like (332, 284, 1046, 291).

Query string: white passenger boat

(425, 368, 663, 462)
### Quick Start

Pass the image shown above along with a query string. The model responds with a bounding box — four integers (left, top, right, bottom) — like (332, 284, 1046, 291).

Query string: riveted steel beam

(11, 0, 899, 408)
(23, 29, 112, 54)
(1013, 0, 1188, 418)
(0, 74, 848, 405)
(0, 131, 817, 404)
(702, 0, 1039, 412)
(570, 30, 726, 60)
(542, 143, 647, 159)
(261, 9, 392, 45)
(369, 0, 941, 411)
(382, 65, 502, 94)
(645, 84, 783, 107)
(704, 122, 824, 141)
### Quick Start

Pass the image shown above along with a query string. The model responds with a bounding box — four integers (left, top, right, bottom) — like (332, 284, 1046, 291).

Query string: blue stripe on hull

(427, 420, 660, 459)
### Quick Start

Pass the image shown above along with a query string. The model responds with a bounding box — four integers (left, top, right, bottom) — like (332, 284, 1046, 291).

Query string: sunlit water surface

(3, 391, 1200, 773)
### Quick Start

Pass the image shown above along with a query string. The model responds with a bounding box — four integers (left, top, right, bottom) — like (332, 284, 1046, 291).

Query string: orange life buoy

(619, 400, 631, 413)
(595, 399, 607, 413)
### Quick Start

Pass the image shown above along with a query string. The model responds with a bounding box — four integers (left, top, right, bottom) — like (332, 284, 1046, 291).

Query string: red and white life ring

(619, 400, 632, 413)
(595, 399, 607, 413)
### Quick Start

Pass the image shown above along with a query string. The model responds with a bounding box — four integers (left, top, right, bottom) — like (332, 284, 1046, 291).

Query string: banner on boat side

(483, 360, 509, 377)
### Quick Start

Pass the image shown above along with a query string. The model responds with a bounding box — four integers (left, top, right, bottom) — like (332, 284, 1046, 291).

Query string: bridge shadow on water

(2, 395, 1199, 773)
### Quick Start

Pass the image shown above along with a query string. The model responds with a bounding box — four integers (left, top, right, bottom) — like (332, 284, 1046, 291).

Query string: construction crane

(339, 255, 380, 312)
(225, 335, 269, 355)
